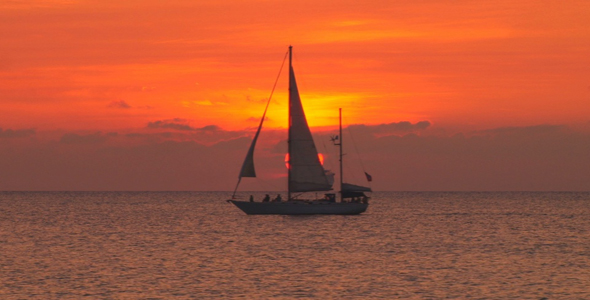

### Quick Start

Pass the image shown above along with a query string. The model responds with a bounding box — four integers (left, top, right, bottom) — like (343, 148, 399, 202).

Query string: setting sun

(285, 153, 324, 169)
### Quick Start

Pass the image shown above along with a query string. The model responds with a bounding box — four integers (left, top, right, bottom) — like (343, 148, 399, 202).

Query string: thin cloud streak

(108, 100, 131, 109)
(0, 128, 36, 138)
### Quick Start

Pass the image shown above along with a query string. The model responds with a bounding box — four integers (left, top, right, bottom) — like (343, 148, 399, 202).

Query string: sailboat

(227, 46, 371, 215)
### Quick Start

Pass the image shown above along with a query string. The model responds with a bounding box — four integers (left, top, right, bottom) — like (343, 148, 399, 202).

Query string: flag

(365, 172, 373, 182)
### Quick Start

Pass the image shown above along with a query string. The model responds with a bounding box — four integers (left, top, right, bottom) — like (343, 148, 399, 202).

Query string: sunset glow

(1, 0, 590, 191)
(2, 0, 589, 133)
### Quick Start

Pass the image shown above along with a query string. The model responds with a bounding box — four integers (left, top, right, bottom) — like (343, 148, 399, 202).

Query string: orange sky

(2, 0, 589, 132)
(1, 0, 590, 191)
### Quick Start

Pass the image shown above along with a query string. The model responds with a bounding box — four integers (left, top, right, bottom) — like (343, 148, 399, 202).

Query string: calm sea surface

(1, 191, 589, 299)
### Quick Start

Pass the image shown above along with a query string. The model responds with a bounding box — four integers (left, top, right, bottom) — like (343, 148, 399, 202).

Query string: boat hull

(228, 200, 368, 215)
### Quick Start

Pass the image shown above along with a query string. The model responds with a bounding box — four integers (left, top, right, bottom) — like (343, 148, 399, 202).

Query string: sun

(285, 153, 324, 169)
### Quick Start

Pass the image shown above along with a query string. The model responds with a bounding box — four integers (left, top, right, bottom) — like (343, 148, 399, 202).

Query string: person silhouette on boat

(249, 195, 254, 202)
(274, 194, 282, 202)
(263, 194, 270, 202)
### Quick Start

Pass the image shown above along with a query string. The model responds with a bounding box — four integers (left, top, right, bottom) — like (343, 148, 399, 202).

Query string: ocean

(1, 191, 589, 299)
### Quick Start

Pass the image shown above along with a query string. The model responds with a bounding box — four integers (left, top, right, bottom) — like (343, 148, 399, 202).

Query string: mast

(339, 108, 343, 202)
(288, 45, 293, 201)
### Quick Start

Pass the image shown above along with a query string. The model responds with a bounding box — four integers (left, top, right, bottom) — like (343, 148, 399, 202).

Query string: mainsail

(288, 55, 332, 193)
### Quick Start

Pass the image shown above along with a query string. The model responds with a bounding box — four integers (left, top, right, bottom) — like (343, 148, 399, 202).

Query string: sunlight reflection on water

(1, 191, 589, 299)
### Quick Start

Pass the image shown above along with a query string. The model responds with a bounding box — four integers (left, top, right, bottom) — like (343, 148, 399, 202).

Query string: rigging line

(231, 178, 242, 199)
(346, 117, 371, 186)
(265, 50, 289, 117)
(251, 49, 288, 145)
(252, 50, 289, 140)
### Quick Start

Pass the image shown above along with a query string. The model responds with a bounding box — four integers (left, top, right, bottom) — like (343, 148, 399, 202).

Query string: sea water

(1, 191, 589, 299)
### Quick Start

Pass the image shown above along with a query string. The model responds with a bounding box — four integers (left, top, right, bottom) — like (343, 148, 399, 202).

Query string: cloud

(2, 123, 590, 191)
(108, 100, 131, 109)
(146, 119, 223, 132)
(0, 137, 248, 191)
(0, 128, 36, 138)
(348, 121, 431, 136)
(200, 125, 221, 131)
(358, 123, 590, 190)
(128, 121, 248, 146)
(125, 133, 143, 138)
(147, 119, 194, 131)
(475, 124, 566, 136)
(59, 132, 109, 144)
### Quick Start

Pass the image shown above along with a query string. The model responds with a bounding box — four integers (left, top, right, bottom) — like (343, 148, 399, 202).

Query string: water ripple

(1, 191, 589, 299)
